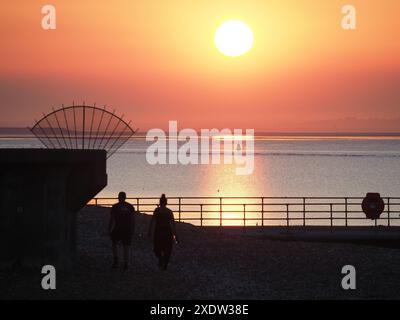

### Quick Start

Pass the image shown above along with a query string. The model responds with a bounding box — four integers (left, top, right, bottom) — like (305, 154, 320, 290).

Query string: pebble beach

(1, 205, 400, 300)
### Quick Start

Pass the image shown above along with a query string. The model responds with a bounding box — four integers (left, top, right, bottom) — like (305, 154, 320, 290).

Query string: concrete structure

(0, 149, 107, 269)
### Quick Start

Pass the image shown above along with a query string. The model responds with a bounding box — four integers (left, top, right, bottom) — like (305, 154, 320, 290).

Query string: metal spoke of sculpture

(30, 103, 138, 158)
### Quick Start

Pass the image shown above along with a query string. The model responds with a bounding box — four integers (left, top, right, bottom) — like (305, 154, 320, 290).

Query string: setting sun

(214, 20, 254, 57)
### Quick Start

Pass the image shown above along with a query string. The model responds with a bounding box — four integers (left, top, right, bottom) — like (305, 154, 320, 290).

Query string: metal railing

(88, 196, 400, 228)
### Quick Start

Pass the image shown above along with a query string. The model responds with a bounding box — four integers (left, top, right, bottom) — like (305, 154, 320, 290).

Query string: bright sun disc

(214, 20, 254, 57)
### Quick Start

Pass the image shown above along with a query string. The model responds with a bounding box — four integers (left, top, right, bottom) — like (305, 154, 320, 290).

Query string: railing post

(200, 204, 203, 227)
(330, 204, 333, 228)
(179, 198, 181, 222)
(303, 197, 306, 226)
(95, 198, 98, 206)
(243, 204, 246, 232)
(136, 198, 140, 213)
(82, 105, 85, 149)
(220, 197, 222, 228)
(345, 198, 348, 227)
(261, 197, 264, 227)
(387, 197, 391, 227)
(286, 204, 289, 230)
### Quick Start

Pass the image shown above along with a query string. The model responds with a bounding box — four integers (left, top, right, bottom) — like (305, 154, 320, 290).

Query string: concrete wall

(0, 149, 107, 270)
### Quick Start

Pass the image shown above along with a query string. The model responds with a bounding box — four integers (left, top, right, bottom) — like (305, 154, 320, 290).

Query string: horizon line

(1, 127, 400, 137)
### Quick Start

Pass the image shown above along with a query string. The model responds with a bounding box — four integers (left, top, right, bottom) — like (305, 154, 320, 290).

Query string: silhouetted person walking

(108, 192, 135, 270)
(148, 194, 178, 270)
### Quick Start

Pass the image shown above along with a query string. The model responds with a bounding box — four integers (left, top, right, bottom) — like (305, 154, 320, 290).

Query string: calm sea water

(1, 135, 400, 199)
(3, 134, 400, 226)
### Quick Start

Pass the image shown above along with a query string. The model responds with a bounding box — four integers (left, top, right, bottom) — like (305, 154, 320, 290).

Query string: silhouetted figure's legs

(162, 242, 173, 270)
(123, 245, 129, 270)
(112, 241, 118, 268)
(158, 255, 164, 269)
(154, 240, 173, 270)
(154, 244, 163, 269)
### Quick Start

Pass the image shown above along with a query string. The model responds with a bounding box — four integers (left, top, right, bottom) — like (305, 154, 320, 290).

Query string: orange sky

(0, 0, 399, 132)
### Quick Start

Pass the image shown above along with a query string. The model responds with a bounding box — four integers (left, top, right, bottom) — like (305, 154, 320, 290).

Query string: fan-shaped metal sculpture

(30, 103, 138, 158)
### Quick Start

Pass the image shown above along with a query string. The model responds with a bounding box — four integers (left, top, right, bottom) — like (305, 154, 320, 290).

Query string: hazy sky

(0, 0, 399, 132)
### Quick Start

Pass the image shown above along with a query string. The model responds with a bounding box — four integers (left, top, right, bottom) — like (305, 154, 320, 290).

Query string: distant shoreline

(1, 127, 400, 139)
